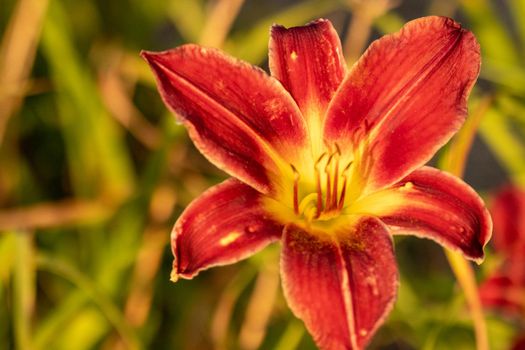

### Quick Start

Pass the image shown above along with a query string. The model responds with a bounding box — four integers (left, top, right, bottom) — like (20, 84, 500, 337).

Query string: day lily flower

(480, 186, 525, 316)
(142, 16, 492, 349)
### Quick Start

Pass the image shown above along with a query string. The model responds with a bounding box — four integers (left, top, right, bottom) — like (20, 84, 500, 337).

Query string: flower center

(291, 145, 353, 222)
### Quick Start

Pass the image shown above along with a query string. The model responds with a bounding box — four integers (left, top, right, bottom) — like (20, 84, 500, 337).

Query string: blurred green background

(1, 0, 525, 349)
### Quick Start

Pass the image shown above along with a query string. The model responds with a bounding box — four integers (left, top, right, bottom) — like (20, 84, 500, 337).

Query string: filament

(291, 164, 300, 214)
(338, 161, 353, 210)
(315, 153, 326, 218)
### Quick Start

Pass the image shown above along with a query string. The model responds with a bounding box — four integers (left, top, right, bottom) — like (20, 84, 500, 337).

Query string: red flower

(143, 17, 492, 349)
(480, 187, 525, 316)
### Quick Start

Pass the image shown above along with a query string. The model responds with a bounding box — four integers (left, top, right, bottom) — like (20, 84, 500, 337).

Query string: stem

(439, 96, 492, 350)
(445, 251, 489, 350)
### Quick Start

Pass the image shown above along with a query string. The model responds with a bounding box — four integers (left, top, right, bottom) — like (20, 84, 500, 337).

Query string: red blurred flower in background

(480, 187, 525, 316)
(143, 16, 491, 349)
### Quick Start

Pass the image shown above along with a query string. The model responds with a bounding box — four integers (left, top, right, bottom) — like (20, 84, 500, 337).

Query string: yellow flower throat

(290, 144, 353, 223)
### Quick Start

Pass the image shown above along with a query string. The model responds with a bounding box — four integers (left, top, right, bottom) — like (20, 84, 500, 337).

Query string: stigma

(291, 145, 353, 222)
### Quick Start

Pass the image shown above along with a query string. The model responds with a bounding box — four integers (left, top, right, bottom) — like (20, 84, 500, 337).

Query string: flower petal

(142, 46, 308, 194)
(512, 336, 525, 350)
(479, 269, 525, 316)
(269, 19, 347, 131)
(351, 167, 491, 263)
(281, 217, 398, 349)
(490, 186, 525, 255)
(324, 16, 480, 194)
(172, 178, 283, 281)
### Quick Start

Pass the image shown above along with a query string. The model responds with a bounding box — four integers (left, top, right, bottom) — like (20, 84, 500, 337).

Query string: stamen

(291, 164, 300, 214)
(338, 161, 353, 210)
(324, 154, 334, 210)
(315, 153, 326, 217)
(331, 144, 341, 210)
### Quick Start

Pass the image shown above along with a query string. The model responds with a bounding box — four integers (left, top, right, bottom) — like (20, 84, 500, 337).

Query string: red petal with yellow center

(172, 179, 282, 281)
(354, 167, 491, 263)
(142, 47, 308, 194)
(269, 19, 347, 124)
(490, 186, 525, 255)
(324, 16, 480, 194)
(281, 218, 398, 350)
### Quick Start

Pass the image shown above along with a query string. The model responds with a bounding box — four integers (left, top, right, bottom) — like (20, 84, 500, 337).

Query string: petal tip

(170, 268, 179, 283)
(473, 256, 485, 265)
(306, 17, 330, 26)
(270, 17, 333, 33)
(140, 49, 158, 63)
(270, 23, 286, 31)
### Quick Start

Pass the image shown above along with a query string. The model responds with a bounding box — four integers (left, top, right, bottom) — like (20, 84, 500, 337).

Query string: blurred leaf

(168, 0, 206, 43)
(0, 0, 49, 145)
(226, 0, 340, 63)
(36, 253, 141, 350)
(486, 314, 517, 350)
(374, 11, 404, 34)
(509, 0, 525, 56)
(52, 308, 107, 350)
(274, 319, 304, 350)
(13, 231, 35, 350)
(0, 232, 15, 282)
(497, 93, 525, 127)
(479, 107, 525, 186)
(460, 0, 520, 66)
(439, 96, 492, 176)
(211, 264, 257, 349)
(33, 293, 90, 349)
(41, 0, 134, 199)
(480, 59, 525, 94)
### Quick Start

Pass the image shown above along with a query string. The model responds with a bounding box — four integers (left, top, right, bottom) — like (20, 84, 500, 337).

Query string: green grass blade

(40, 0, 134, 199)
